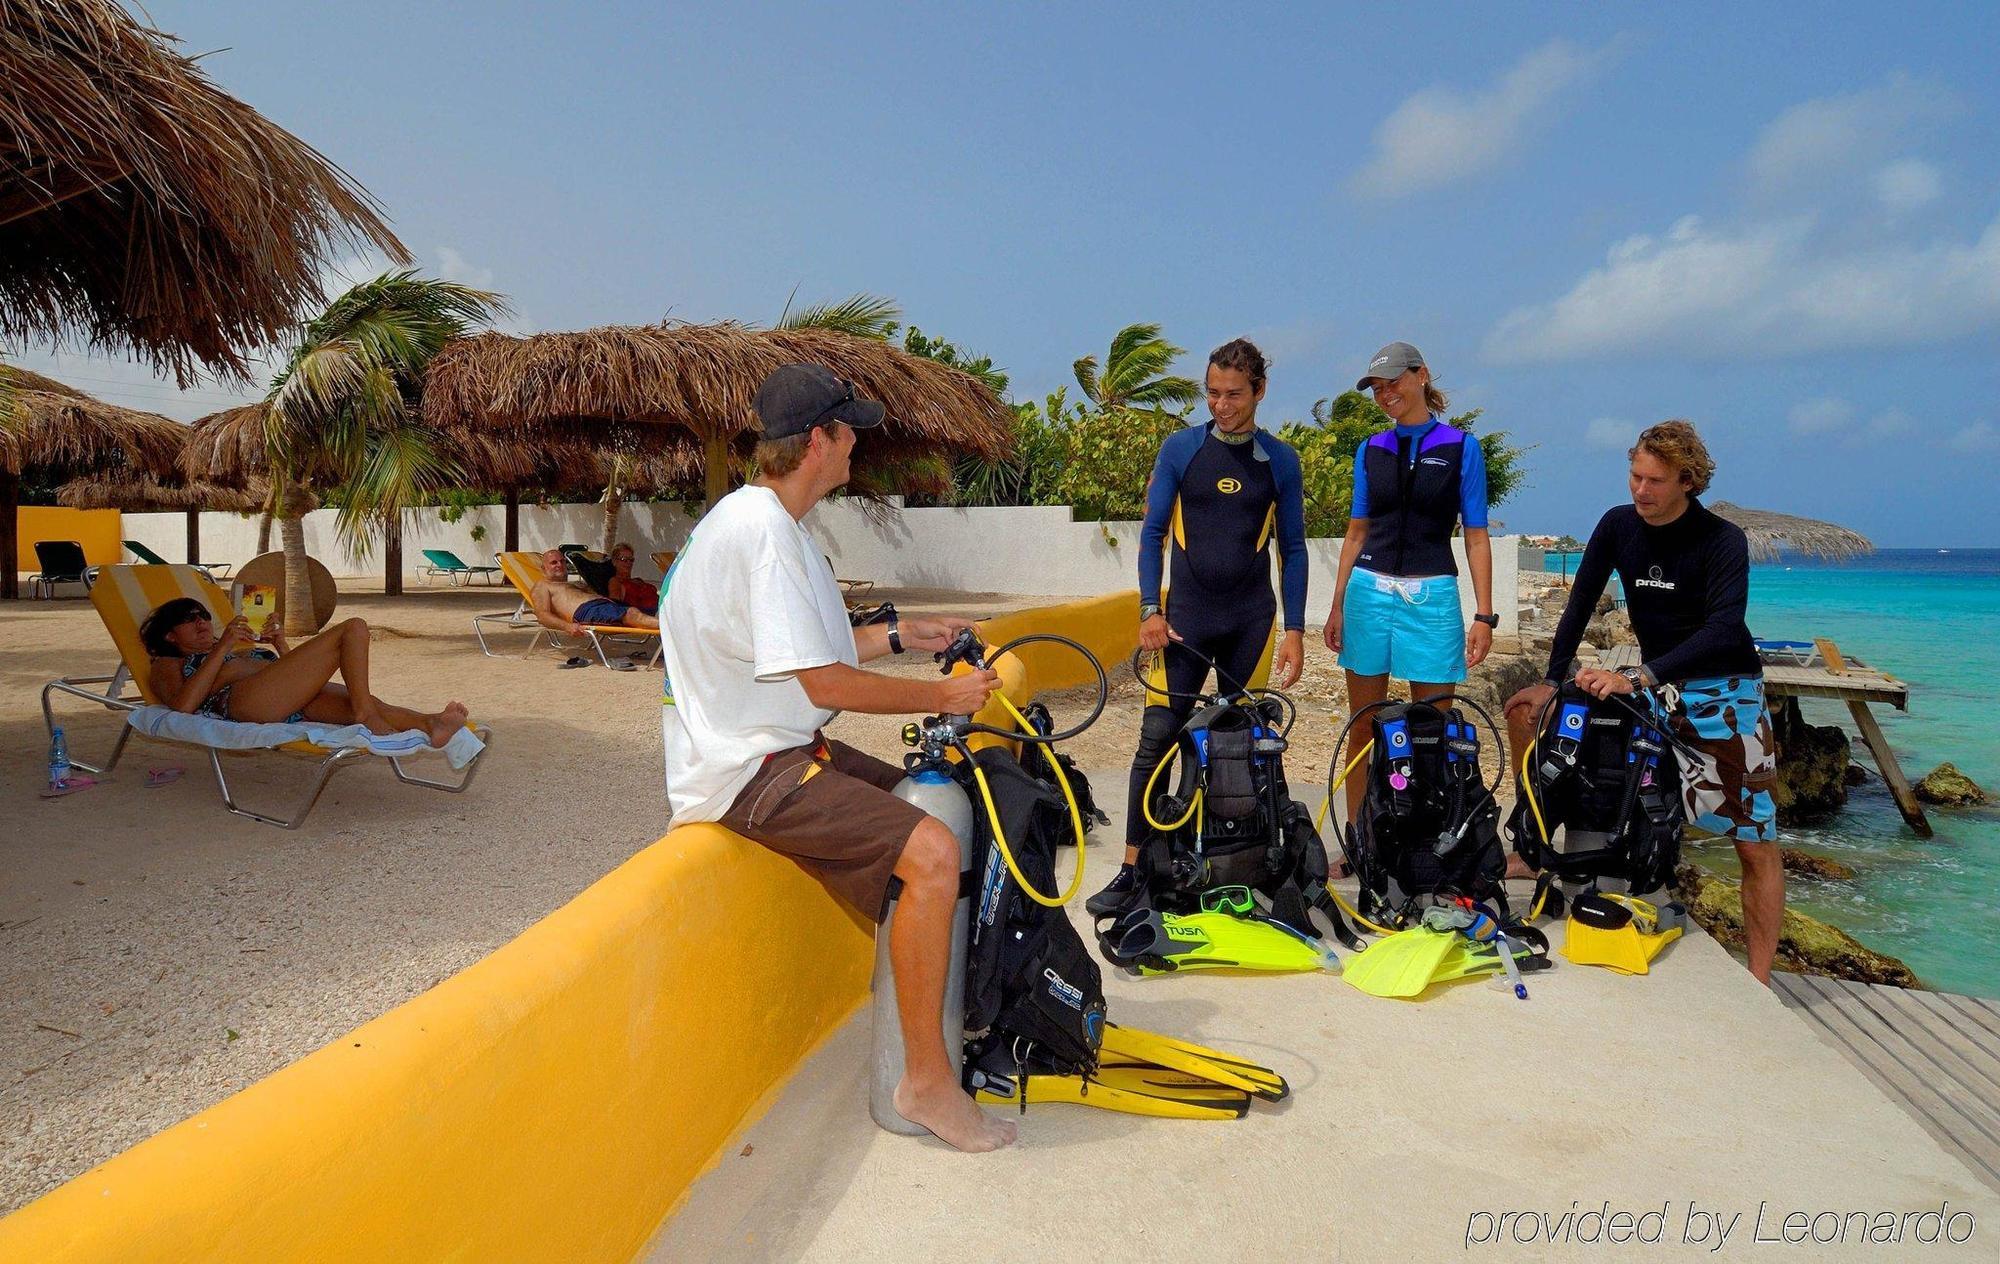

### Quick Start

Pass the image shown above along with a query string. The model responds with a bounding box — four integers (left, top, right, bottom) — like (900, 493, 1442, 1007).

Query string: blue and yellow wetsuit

(1128, 422, 1307, 844)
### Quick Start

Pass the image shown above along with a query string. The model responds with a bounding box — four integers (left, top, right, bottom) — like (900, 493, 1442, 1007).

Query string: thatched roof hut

(0, 0, 408, 382)
(56, 474, 259, 513)
(1710, 501, 1875, 563)
(1, 372, 187, 594)
(423, 323, 1014, 504)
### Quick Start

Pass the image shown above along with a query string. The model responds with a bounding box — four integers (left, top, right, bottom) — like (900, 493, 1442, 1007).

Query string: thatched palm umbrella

(423, 323, 1014, 511)
(57, 472, 261, 566)
(0, 0, 407, 384)
(1710, 501, 1874, 563)
(2, 375, 186, 591)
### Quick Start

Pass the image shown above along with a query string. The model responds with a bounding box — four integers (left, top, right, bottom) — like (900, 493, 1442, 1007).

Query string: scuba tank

(868, 747, 976, 1136)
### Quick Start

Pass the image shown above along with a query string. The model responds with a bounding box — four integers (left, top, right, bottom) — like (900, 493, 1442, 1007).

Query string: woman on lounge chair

(607, 543, 659, 615)
(139, 598, 468, 747)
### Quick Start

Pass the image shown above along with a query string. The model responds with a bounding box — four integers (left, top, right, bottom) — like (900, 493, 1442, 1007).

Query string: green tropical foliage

(1274, 390, 1532, 535)
(775, 291, 902, 340)
(1071, 322, 1198, 417)
(264, 271, 507, 623)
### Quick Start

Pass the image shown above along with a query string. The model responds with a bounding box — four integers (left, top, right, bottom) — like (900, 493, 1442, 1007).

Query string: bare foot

(426, 702, 469, 748)
(1505, 854, 1538, 881)
(892, 1077, 1017, 1152)
(355, 706, 400, 739)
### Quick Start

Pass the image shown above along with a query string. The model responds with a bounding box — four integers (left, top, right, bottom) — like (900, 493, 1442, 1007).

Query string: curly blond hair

(1630, 419, 1714, 496)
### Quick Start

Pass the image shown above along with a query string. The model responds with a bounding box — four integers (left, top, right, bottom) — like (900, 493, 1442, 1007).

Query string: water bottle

(49, 727, 71, 790)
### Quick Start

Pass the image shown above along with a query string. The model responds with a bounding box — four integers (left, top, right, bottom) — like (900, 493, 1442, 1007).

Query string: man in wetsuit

(1505, 419, 1784, 984)
(1087, 338, 1308, 916)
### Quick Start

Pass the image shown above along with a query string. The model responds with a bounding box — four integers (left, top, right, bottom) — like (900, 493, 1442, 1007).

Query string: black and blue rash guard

(1138, 423, 1308, 633)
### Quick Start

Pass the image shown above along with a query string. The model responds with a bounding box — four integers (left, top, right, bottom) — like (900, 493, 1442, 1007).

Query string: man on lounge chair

(530, 549, 659, 636)
(659, 363, 1010, 1153)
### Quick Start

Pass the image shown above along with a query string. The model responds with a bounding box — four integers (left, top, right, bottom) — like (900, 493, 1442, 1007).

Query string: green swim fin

(1342, 926, 1461, 999)
(1432, 934, 1548, 983)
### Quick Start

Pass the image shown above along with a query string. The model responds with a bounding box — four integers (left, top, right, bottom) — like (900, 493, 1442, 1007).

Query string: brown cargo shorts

(718, 733, 927, 921)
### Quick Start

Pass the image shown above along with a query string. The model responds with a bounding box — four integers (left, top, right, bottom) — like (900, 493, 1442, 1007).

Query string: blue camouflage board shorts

(1671, 674, 1778, 844)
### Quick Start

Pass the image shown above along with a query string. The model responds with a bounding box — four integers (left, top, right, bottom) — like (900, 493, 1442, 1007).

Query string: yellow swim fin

(973, 1072, 1250, 1120)
(1099, 1023, 1290, 1101)
(1342, 926, 1461, 999)
(1562, 892, 1684, 975)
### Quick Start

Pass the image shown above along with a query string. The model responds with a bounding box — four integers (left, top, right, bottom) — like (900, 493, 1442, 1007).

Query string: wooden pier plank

(1774, 973, 2000, 1194)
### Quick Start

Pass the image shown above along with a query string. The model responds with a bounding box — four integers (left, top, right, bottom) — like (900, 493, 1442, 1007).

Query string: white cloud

(1348, 39, 1619, 199)
(1874, 159, 1943, 214)
(1484, 212, 2000, 362)
(1789, 397, 1854, 435)
(1584, 417, 1633, 450)
(1946, 421, 1999, 453)
(1746, 74, 1953, 197)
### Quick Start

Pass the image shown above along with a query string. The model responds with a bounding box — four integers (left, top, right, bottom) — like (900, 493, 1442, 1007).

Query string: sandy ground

(0, 581, 1055, 1215)
(648, 793, 2000, 1263)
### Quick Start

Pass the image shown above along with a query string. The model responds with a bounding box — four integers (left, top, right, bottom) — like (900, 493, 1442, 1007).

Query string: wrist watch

(1472, 612, 1500, 628)
(886, 615, 904, 655)
(1139, 603, 1162, 622)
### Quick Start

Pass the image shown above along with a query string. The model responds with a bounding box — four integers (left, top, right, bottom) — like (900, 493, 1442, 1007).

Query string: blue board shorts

(574, 597, 631, 626)
(1339, 568, 1466, 684)
(1671, 674, 1778, 844)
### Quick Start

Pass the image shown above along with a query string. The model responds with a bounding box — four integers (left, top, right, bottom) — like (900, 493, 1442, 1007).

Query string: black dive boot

(1085, 863, 1145, 918)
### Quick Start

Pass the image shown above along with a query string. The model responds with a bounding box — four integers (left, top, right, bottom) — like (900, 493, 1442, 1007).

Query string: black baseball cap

(753, 363, 885, 440)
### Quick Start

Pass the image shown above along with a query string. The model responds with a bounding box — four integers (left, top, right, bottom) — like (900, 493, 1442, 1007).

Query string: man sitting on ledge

(530, 548, 658, 636)
(659, 363, 1011, 1152)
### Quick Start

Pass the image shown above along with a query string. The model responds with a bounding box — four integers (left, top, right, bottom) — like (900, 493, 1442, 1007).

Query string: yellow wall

(15, 506, 122, 571)
(0, 594, 1124, 1262)
(0, 829, 875, 1262)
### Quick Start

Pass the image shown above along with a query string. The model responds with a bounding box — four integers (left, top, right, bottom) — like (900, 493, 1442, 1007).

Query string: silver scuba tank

(868, 758, 976, 1134)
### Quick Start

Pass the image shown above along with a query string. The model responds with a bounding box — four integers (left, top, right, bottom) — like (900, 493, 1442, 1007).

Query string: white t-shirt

(659, 485, 858, 822)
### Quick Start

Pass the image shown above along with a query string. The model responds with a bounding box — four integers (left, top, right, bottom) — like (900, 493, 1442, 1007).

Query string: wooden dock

(1773, 973, 2000, 1195)
(1600, 641, 1931, 836)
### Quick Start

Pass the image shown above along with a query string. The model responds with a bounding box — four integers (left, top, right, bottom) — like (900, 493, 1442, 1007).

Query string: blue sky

(16, 2, 2000, 544)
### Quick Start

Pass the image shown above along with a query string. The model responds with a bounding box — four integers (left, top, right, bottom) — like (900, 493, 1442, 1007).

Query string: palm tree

(264, 272, 507, 628)
(776, 291, 902, 341)
(1072, 323, 1199, 419)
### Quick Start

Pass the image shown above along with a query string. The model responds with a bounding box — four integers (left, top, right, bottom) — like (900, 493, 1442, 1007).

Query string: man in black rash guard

(1505, 420, 1784, 983)
(1086, 339, 1308, 917)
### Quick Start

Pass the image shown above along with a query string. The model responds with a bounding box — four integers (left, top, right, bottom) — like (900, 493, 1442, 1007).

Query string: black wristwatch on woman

(1472, 612, 1500, 628)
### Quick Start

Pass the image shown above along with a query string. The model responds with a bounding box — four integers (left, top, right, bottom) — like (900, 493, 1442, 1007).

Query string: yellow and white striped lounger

(41, 565, 491, 829)
(472, 551, 662, 669)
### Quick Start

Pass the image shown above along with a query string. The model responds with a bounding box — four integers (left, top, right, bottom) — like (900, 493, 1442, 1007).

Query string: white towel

(128, 706, 486, 771)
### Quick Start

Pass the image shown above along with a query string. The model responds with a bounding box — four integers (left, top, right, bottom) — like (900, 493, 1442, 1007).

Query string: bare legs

(1736, 840, 1785, 985)
(887, 818, 1016, 1152)
(227, 619, 467, 746)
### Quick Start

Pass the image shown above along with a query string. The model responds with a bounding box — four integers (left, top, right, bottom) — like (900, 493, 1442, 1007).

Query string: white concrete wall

(122, 503, 1520, 633)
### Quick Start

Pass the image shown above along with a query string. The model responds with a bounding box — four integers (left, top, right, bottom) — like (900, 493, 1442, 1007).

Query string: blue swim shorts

(574, 597, 631, 626)
(1338, 568, 1466, 684)
(1671, 674, 1778, 844)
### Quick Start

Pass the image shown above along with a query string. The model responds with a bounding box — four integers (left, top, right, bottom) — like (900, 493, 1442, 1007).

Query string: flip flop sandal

(146, 767, 186, 788)
(40, 776, 101, 800)
(559, 656, 592, 669)
(607, 659, 637, 672)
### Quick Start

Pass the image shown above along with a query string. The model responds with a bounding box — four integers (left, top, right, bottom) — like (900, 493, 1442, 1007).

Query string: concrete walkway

(648, 782, 1997, 1261)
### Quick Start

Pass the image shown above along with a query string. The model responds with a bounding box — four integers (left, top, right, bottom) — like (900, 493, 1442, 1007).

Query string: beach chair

(472, 551, 661, 668)
(124, 540, 232, 581)
(649, 549, 677, 575)
(40, 565, 490, 829)
(30, 540, 94, 599)
(419, 548, 503, 586)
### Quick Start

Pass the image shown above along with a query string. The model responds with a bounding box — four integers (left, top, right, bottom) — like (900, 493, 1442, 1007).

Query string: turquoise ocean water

(1546, 548, 2000, 998)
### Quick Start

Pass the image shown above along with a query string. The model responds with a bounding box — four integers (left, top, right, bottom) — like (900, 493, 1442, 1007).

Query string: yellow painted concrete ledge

(0, 592, 1139, 1262)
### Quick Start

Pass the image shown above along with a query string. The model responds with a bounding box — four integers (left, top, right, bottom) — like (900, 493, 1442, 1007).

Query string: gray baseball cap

(753, 363, 886, 439)
(1356, 341, 1425, 391)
